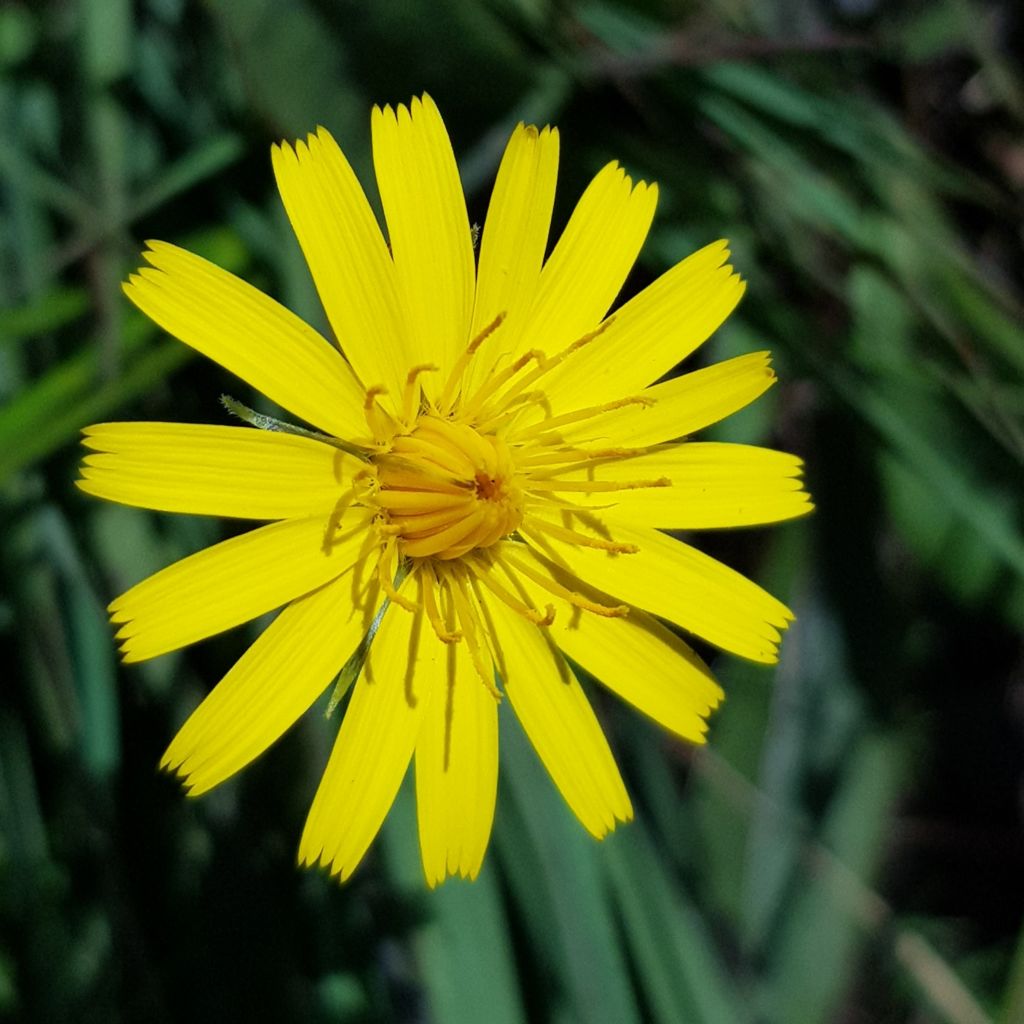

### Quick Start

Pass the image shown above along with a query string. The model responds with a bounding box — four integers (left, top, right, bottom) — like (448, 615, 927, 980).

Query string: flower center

(373, 415, 524, 561)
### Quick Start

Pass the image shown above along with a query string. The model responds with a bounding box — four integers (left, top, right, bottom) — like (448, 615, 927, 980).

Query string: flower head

(79, 95, 811, 886)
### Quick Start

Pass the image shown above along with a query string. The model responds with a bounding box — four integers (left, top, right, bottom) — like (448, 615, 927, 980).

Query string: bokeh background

(2, 0, 1023, 1021)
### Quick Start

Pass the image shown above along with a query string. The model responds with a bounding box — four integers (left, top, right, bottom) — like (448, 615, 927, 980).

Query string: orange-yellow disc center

(373, 416, 523, 560)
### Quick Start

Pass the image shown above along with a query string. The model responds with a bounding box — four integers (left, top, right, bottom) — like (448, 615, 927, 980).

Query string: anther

(484, 318, 617, 417)
(363, 385, 395, 445)
(499, 552, 630, 618)
(523, 516, 640, 553)
(472, 390, 550, 435)
(422, 566, 462, 643)
(437, 311, 507, 414)
(450, 570, 503, 701)
(518, 445, 651, 467)
(467, 557, 557, 626)
(364, 384, 388, 409)
(512, 394, 656, 443)
(376, 537, 418, 613)
(524, 476, 671, 493)
(461, 348, 546, 421)
(402, 363, 439, 425)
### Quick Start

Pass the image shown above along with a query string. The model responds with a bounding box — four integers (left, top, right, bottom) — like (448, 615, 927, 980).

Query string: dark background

(1, 0, 1022, 1021)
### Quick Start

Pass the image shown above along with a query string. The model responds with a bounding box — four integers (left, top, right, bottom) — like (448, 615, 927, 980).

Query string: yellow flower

(78, 95, 811, 886)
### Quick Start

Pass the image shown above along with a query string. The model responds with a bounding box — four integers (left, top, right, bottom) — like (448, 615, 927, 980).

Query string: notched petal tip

(119, 647, 147, 666)
(418, 91, 441, 117)
(270, 138, 295, 165)
(334, 858, 358, 883)
(141, 239, 177, 265)
(74, 475, 107, 497)
(297, 826, 331, 869)
(157, 757, 204, 797)
(158, 754, 199, 793)
(371, 101, 401, 135)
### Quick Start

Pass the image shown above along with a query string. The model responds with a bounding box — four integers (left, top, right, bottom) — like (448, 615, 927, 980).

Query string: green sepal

(325, 559, 411, 718)
(220, 394, 371, 461)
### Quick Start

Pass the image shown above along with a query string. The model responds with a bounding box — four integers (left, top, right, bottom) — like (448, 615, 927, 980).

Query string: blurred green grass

(2, 0, 1022, 1021)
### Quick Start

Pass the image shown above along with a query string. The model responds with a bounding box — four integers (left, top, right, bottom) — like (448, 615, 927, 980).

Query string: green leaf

(495, 708, 642, 1024)
(762, 731, 907, 1023)
(37, 506, 120, 778)
(0, 287, 89, 346)
(0, 227, 247, 486)
(382, 778, 527, 1024)
(603, 820, 752, 1024)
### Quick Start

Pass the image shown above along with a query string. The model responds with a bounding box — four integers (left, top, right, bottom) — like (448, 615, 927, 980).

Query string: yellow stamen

(499, 551, 629, 618)
(517, 445, 650, 467)
(523, 515, 640, 553)
(402, 363, 439, 425)
(511, 394, 655, 443)
(479, 319, 615, 421)
(422, 564, 462, 643)
(460, 349, 545, 421)
(472, 391, 550, 435)
(376, 536, 418, 613)
(525, 476, 671, 493)
(437, 312, 506, 415)
(363, 385, 395, 445)
(466, 556, 556, 626)
(449, 568, 502, 700)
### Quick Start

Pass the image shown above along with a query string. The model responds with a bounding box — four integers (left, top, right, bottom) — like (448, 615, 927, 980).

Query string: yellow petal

(520, 521, 792, 664)
(539, 443, 813, 529)
(464, 122, 559, 396)
(300, 578, 439, 881)
(372, 95, 474, 394)
(556, 610, 722, 743)
(492, 544, 722, 742)
(514, 162, 656, 371)
(553, 351, 777, 448)
(162, 571, 374, 795)
(110, 509, 373, 663)
(482, 590, 632, 838)
(415, 600, 498, 886)
(540, 240, 745, 411)
(272, 128, 410, 402)
(79, 422, 354, 519)
(124, 242, 365, 438)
